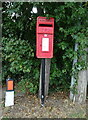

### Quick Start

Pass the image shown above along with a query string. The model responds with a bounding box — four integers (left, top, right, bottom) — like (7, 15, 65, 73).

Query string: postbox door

(36, 34, 54, 58)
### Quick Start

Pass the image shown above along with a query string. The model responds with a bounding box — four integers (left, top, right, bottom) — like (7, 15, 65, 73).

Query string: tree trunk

(73, 70, 87, 103)
(73, 47, 88, 103)
(0, 2, 2, 118)
(70, 44, 88, 103)
(70, 43, 78, 100)
(39, 58, 51, 98)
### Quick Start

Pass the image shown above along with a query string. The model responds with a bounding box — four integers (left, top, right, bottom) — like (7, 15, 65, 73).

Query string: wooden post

(39, 58, 51, 98)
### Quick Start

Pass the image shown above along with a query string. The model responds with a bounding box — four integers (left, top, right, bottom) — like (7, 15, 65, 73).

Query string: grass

(68, 110, 86, 118)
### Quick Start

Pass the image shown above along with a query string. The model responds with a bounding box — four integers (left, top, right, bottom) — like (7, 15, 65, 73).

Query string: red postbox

(36, 16, 54, 58)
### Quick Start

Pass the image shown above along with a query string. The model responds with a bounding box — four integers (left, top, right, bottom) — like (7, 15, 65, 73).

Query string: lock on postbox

(36, 16, 54, 58)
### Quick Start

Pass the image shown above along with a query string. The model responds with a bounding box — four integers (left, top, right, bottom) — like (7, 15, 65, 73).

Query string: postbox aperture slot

(39, 24, 52, 27)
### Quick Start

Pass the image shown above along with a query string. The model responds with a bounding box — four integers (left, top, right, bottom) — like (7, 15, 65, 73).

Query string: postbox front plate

(36, 34, 53, 58)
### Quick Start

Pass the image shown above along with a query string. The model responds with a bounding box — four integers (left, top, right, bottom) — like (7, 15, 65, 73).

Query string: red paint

(36, 16, 54, 58)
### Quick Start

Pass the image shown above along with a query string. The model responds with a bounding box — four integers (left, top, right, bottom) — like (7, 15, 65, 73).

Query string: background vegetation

(2, 2, 88, 94)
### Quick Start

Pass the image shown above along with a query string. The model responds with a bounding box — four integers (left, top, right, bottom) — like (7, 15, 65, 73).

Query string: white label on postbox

(42, 38, 49, 51)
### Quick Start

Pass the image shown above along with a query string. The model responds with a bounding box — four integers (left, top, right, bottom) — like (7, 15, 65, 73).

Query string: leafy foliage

(2, 2, 88, 94)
